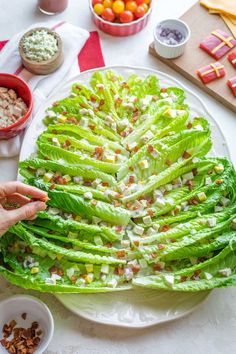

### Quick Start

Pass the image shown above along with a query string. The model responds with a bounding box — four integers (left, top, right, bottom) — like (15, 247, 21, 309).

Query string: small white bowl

(0, 295, 54, 354)
(153, 19, 190, 59)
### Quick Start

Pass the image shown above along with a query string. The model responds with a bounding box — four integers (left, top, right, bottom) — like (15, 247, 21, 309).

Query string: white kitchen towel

(0, 21, 89, 157)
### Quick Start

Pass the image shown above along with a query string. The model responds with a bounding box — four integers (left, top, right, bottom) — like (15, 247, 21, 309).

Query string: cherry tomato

(112, 0, 125, 14)
(140, 3, 149, 12)
(92, 0, 103, 5)
(125, 1, 137, 12)
(103, 0, 113, 8)
(134, 5, 145, 18)
(120, 10, 134, 22)
(135, 0, 145, 4)
(102, 7, 116, 21)
(94, 3, 104, 14)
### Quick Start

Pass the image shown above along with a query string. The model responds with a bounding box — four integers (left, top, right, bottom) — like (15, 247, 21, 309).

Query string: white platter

(19, 66, 230, 328)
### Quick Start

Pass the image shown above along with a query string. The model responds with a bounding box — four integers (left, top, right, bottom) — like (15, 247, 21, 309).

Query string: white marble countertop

(0, 0, 236, 353)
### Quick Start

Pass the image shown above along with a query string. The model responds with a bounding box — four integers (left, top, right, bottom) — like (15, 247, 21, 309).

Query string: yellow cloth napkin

(200, 0, 236, 18)
(201, 0, 236, 37)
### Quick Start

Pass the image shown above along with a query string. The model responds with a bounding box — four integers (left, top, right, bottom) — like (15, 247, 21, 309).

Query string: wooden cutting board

(149, 2, 236, 113)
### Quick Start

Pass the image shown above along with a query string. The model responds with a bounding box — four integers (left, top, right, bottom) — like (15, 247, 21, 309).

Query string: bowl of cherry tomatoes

(90, 0, 152, 36)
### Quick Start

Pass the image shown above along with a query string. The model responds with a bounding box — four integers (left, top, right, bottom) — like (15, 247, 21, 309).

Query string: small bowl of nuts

(0, 73, 33, 140)
(0, 295, 54, 354)
(19, 27, 64, 75)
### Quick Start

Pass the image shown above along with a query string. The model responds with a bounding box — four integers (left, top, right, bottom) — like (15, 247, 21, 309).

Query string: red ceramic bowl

(90, 1, 152, 37)
(0, 73, 33, 140)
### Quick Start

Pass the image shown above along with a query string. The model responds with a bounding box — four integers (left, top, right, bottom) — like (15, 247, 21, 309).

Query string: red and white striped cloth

(0, 21, 105, 157)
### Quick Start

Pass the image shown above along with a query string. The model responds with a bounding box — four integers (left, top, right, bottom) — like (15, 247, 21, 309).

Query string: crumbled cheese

(105, 155, 116, 163)
(215, 206, 223, 212)
(124, 268, 133, 281)
(195, 124, 204, 131)
(139, 259, 148, 268)
(48, 207, 60, 215)
(36, 168, 46, 176)
(66, 268, 75, 279)
(43, 171, 54, 182)
(79, 117, 89, 127)
(45, 278, 56, 285)
(85, 273, 94, 283)
(207, 217, 217, 227)
(182, 172, 194, 183)
(165, 184, 173, 192)
(165, 108, 176, 118)
(22, 30, 58, 62)
(146, 227, 156, 235)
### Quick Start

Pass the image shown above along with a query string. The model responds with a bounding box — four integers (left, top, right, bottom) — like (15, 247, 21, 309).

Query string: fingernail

(34, 201, 46, 210)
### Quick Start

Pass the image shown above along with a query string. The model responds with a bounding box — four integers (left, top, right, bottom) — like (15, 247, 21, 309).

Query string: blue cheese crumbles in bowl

(19, 27, 64, 75)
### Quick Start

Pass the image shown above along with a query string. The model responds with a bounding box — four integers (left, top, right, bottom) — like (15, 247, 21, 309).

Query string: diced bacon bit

(116, 193, 124, 199)
(90, 95, 97, 102)
(186, 180, 194, 190)
(99, 99, 105, 107)
(121, 82, 129, 89)
(165, 266, 173, 272)
(147, 208, 154, 217)
(83, 180, 92, 186)
(115, 149, 121, 154)
(57, 177, 67, 185)
(208, 169, 213, 175)
(216, 179, 223, 185)
(160, 225, 170, 233)
(128, 127, 133, 134)
(133, 240, 140, 247)
(89, 123, 96, 130)
(182, 151, 192, 159)
(129, 175, 135, 183)
(187, 122, 193, 129)
(120, 131, 127, 137)
(131, 115, 138, 123)
(102, 182, 109, 187)
(91, 199, 98, 206)
(194, 269, 201, 276)
(165, 160, 172, 166)
(57, 268, 64, 276)
(44, 156, 50, 160)
(80, 103, 87, 108)
(115, 225, 123, 232)
(133, 145, 139, 153)
(63, 140, 71, 148)
(126, 144, 131, 152)
(129, 166, 134, 171)
(62, 111, 68, 115)
(67, 117, 77, 124)
(70, 275, 78, 283)
(116, 250, 126, 258)
(115, 97, 122, 105)
(192, 168, 198, 176)
(25, 246, 32, 253)
(52, 129, 58, 134)
(160, 87, 167, 93)
(147, 144, 154, 153)
(188, 197, 199, 205)
(126, 202, 133, 209)
(95, 146, 104, 155)
(49, 266, 58, 274)
(170, 238, 176, 243)
(114, 267, 124, 276)
(53, 101, 59, 106)
(114, 201, 121, 207)
(151, 252, 157, 258)
(132, 264, 141, 273)
(180, 276, 188, 282)
(94, 107, 99, 113)
(111, 75, 118, 82)
(49, 183, 55, 190)
(152, 264, 162, 271)
(76, 85, 82, 91)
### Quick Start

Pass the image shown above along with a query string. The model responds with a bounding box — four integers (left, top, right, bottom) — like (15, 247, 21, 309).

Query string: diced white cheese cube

(85, 264, 94, 273)
(165, 108, 176, 118)
(146, 227, 156, 235)
(139, 259, 148, 268)
(84, 191, 93, 199)
(215, 206, 223, 212)
(143, 215, 152, 225)
(195, 124, 204, 131)
(121, 240, 130, 248)
(197, 192, 207, 202)
(163, 274, 175, 287)
(214, 164, 224, 174)
(139, 160, 149, 169)
(101, 264, 109, 274)
(205, 177, 212, 185)
(218, 268, 232, 277)
(45, 278, 56, 285)
(79, 117, 89, 127)
(204, 272, 213, 280)
(220, 197, 230, 206)
(207, 217, 217, 228)
(107, 278, 118, 288)
(52, 137, 60, 146)
(165, 184, 173, 192)
(48, 207, 60, 215)
(66, 268, 75, 279)
(133, 225, 144, 236)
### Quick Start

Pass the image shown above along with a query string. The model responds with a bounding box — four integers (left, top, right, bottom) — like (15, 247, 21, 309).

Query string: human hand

(0, 182, 48, 237)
